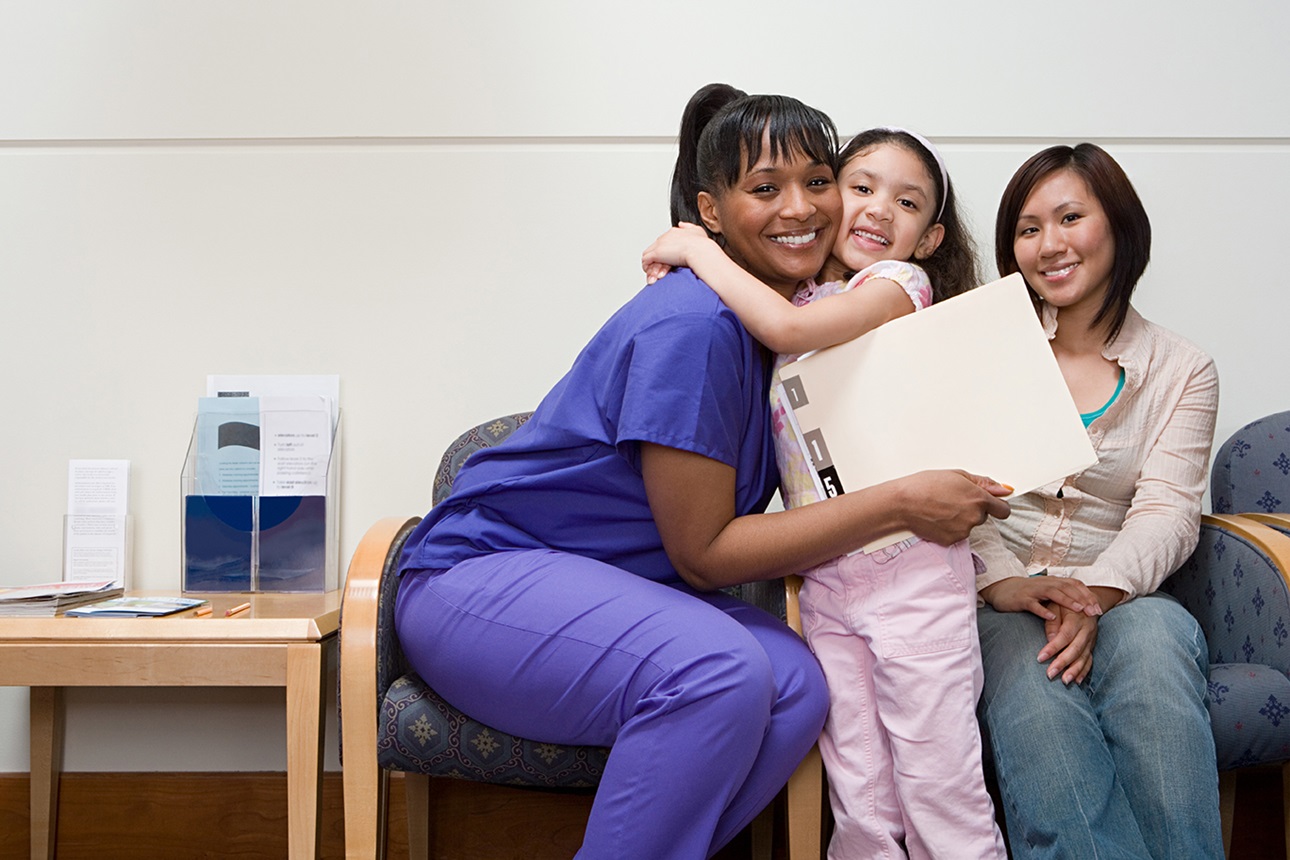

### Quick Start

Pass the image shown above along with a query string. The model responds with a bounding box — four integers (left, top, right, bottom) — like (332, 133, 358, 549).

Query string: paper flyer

(64, 459, 130, 587)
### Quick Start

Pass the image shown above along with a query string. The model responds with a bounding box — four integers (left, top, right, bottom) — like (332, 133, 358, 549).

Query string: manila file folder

(776, 272, 1097, 551)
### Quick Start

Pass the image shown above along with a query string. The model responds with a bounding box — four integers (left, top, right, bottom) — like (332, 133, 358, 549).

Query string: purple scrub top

(399, 267, 781, 585)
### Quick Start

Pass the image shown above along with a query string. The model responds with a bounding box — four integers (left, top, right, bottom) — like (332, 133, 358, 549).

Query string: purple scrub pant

(395, 549, 829, 860)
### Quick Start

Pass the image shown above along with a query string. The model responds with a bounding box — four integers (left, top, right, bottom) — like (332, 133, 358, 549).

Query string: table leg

(286, 642, 326, 860)
(29, 686, 63, 860)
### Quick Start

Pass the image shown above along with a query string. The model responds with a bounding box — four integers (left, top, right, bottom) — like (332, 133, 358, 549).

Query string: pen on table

(194, 605, 212, 617)
(225, 602, 251, 617)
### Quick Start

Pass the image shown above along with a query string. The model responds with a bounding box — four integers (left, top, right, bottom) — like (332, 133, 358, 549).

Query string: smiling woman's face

(1013, 168, 1116, 318)
(698, 132, 841, 298)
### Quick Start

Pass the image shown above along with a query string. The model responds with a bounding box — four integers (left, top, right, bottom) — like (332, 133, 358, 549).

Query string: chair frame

(783, 574, 825, 858)
(340, 515, 419, 859)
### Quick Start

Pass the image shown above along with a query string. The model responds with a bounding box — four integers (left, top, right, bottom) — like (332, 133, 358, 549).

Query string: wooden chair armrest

(784, 574, 805, 637)
(1207, 514, 1290, 580)
(1239, 512, 1290, 541)
(340, 515, 419, 858)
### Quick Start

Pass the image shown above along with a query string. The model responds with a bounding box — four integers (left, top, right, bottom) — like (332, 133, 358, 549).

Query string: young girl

(644, 128, 1090, 859)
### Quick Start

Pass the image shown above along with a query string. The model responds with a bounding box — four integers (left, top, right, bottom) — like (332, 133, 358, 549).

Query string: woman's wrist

(1089, 585, 1126, 613)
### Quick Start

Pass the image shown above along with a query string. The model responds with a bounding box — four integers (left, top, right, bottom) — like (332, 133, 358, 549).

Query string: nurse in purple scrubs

(395, 83, 1010, 860)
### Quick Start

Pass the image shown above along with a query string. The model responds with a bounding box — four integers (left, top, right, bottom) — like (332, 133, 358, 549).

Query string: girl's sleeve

(1048, 354, 1220, 599)
(848, 260, 933, 311)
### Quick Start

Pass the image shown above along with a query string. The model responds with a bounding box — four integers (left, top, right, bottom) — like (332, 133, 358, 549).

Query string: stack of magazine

(0, 579, 123, 617)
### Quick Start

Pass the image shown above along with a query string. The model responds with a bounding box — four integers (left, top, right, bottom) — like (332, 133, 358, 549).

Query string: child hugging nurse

(644, 127, 1093, 858)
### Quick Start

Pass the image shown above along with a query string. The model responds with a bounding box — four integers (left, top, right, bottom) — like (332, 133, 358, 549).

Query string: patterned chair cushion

(1162, 519, 1290, 771)
(1165, 522, 1290, 675)
(1206, 662, 1290, 770)
(1211, 410, 1290, 515)
(378, 672, 608, 788)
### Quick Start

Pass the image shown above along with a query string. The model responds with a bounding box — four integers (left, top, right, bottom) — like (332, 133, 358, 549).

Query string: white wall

(2, 1, 1287, 773)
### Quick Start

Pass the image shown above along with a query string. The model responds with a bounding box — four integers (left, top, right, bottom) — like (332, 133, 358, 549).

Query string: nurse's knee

(780, 641, 829, 729)
(656, 632, 781, 720)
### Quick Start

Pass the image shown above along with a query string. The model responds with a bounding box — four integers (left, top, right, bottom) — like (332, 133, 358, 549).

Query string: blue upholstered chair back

(1211, 410, 1290, 514)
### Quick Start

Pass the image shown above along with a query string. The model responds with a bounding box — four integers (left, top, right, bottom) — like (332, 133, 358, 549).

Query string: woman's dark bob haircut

(671, 83, 838, 227)
(995, 143, 1151, 344)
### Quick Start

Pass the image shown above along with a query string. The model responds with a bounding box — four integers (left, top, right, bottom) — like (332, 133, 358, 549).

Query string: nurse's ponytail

(670, 83, 746, 227)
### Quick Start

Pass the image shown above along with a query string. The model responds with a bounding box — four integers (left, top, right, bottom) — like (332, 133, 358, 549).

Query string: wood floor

(0, 769, 1282, 858)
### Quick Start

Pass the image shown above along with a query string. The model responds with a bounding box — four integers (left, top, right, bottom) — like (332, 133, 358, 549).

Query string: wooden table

(0, 590, 340, 860)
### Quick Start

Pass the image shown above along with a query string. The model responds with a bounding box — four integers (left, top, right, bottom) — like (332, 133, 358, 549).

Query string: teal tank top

(1081, 368, 1126, 427)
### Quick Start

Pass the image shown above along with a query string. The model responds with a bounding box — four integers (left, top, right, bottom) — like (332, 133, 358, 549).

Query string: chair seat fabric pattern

(378, 672, 609, 788)
(1162, 521, 1290, 770)
(1211, 411, 1290, 515)
(1205, 662, 1290, 769)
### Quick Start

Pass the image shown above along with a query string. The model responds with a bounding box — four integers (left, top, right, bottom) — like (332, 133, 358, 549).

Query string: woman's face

(828, 143, 944, 281)
(698, 133, 841, 297)
(1013, 168, 1115, 318)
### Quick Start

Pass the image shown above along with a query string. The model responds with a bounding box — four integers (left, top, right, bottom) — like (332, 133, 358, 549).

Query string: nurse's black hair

(670, 83, 839, 228)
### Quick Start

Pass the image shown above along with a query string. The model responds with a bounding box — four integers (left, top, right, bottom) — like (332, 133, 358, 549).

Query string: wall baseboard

(0, 771, 597, 860)
(2, 768, 1278, 859)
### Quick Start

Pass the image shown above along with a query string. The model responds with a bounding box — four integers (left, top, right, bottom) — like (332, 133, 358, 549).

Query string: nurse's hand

(888, 469, 1011, 546)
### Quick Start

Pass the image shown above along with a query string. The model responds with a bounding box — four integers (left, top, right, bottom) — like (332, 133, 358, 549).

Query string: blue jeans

(977, 593, 1223, 859)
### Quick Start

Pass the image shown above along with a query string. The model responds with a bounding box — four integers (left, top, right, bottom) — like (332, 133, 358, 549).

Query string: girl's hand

(979, 576, 1104, 620)
(1038, 603, 1099, 685)
(642, 222, 718, 285)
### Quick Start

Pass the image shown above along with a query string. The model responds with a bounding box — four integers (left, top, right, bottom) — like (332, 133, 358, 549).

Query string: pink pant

(800, 539, 1007, 860)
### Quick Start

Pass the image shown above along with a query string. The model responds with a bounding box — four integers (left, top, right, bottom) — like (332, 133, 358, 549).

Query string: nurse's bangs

(702, 95, 839, 192)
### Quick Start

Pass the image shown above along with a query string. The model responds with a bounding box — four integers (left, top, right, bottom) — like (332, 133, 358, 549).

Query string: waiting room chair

(340, 412, 825, 858)
(1160, 410, 1290, 857)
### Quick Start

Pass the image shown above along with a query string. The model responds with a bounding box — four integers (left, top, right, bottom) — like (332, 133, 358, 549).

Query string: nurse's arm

(640, 443, 1010, 591)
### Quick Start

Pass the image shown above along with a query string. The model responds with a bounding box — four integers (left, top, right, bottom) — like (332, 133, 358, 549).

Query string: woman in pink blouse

(971, 144, 1224, 858)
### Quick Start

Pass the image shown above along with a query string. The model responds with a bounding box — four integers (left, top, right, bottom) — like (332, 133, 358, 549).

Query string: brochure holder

(181, 412, 341, 593)
(62, 514, 133, 589)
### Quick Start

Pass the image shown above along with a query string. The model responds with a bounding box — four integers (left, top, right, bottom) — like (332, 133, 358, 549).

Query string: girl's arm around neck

(643, 224, 917, 355)
(641, 442, 1011, 590)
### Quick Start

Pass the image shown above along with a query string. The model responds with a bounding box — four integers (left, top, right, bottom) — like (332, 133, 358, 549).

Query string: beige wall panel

(1, 2, 1286, 140)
